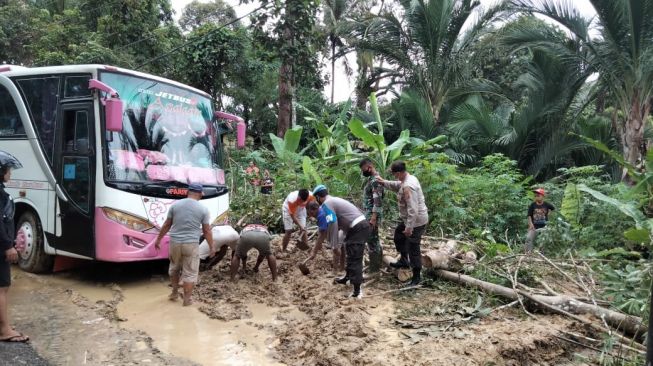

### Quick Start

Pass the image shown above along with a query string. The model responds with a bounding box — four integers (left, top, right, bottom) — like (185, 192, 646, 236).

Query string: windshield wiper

(143, 180, 187, 188)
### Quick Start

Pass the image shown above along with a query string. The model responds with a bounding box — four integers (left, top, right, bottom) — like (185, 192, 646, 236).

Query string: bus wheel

(17, 211, 53, 273)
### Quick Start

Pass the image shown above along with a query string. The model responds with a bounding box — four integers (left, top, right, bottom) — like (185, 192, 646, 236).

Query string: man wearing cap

(155, 183, 215, 306)
(306, 185, 370, 299)
(376, 161, 428, 287)
(526, 188, 555, 252)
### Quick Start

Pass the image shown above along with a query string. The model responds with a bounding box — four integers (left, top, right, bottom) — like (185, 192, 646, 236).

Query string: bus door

(54, 102, 95, 258)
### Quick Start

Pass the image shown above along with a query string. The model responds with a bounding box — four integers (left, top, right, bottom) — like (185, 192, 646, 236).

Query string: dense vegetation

(2, 0, 653, 360)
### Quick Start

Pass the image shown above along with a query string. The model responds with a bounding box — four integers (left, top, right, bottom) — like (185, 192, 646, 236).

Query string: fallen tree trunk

(421, 240, 457, 269)
(434, 269, 646, 338)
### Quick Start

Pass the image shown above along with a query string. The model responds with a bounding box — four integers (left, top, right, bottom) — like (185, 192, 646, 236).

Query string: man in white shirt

(376, 161, 429, 287)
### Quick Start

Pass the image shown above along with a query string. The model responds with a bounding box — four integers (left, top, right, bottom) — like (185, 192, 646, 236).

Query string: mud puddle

(9, 263, 303, 365)
(118, 280, 297, 365)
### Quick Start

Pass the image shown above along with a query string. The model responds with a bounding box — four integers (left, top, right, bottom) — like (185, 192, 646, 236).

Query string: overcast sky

(169, 0, 598, 103)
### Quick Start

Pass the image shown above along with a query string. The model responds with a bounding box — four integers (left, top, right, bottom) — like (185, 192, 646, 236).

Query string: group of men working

(154, 157, 554, 305)
(155, 158, 429, 303)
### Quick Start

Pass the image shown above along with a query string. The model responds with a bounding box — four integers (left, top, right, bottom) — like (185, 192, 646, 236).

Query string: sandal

(1, 333, 29, 343)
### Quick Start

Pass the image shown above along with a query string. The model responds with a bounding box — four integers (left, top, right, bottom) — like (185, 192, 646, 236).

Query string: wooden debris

(421, 240, 457, 268)
(382, 255, 412, 282)
(434, 269, 646, 340)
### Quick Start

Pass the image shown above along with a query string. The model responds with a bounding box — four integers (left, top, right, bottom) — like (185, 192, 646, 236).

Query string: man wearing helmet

(0, 165, 29, 342)
(306, 185, 370, 299)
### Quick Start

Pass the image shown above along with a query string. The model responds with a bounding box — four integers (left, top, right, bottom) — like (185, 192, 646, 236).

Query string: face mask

(362, 170, 372, 177)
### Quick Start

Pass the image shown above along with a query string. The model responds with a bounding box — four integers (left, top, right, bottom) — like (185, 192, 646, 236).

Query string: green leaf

(369, 92, 383, 135)
(577, 184, 646, 227)
(560, 183, 581, 228)
(269, 133, 285, 157)
(387, 129, 411, 162)
(348, 118, 386, 152)
(302, 156, 322, 185)
(624, 228, 650, 243)
(576, 134, 639, 179)
(283, 126, 303, 153)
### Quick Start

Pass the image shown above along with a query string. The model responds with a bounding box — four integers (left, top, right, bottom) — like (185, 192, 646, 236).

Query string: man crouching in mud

(155, 183, 214, 306)
(230, 222, 278, 282)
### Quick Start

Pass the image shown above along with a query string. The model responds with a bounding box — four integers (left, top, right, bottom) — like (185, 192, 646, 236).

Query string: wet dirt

(9, 270, 195, 366)
(194, 235, 588, 366)
(7, 234, 593, 365)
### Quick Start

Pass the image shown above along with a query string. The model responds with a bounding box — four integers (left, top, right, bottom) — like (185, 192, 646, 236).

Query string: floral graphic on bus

(144, 198, 174, 228)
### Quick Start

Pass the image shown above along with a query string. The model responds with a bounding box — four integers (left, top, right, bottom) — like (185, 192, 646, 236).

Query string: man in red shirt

(281, 189, 315, 251)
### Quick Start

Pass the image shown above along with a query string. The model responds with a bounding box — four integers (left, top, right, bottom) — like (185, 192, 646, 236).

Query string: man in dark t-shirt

(526, 188, 555, 252)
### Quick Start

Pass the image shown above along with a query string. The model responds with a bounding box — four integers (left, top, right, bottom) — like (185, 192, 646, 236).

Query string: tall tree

(82, 0, 181, 74)
(0, 0, 50, 64)
(448, 19, 597, 179)
(323, 0, 352, 103)
(249, 0, 321, 137)
(178, 0, 238, 32)
(512, 0, 653, 179)
(178, 25, 250, 106)
(351, 0, 507, 125)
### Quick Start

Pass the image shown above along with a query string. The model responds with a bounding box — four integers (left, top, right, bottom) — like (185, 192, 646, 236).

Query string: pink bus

(0, 64, 244, 272)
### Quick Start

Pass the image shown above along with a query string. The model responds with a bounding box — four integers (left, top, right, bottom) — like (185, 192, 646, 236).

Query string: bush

(535, 167, 638, 254)
(410, 153, 529, 242)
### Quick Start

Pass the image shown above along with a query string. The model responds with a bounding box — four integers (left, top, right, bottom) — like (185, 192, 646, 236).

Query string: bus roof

(0, 64, 211, 99)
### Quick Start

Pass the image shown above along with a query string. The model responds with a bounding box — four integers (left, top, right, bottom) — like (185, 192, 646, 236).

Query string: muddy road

(7, 236, 593, 365)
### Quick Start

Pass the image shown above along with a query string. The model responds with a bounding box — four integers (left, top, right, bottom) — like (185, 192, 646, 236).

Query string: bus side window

(0, 85, 25, 137)
(64, 76, 91, 99)
(63, 110, 89, 153)
(16, 77, 59, 162)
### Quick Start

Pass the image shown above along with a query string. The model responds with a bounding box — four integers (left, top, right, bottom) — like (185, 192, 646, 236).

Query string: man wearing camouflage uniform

(359, 158, 384, 273)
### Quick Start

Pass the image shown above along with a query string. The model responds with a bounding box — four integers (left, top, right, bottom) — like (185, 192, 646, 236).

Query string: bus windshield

(99, 71, 224, 187)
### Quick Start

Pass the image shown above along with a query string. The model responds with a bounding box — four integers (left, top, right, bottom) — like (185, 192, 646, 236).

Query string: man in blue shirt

(306, 185, 370, 299)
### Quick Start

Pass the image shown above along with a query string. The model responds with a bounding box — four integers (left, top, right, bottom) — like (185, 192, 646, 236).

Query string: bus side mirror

(105, 98, 124, 132)
(89, 79, 123, 132)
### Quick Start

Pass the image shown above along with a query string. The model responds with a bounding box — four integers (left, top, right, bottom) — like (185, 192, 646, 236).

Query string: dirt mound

(190, 235, 586, 365)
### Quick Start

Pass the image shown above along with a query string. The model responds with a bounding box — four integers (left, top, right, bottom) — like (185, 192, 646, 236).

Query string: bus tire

(17, 211, 53, 273)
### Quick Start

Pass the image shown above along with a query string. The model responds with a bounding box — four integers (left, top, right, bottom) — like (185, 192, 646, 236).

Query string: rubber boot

(389, 256, 409, 269)
(408, 267, 421, 287)
(350, 283, 362, 299)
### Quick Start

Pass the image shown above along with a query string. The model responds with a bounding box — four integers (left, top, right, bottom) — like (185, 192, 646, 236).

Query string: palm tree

(448, 25, 597, 179)
(511, 0, 653, 179)
(323, 0, 353, 104)
(351, 0, 508, 125)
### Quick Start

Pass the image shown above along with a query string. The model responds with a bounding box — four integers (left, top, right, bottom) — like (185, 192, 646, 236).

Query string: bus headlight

(212, 210, 229, 226)
(102, 208, 154, 232)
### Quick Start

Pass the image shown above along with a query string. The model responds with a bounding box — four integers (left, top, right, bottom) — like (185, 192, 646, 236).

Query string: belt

(350, 215, 366, 228)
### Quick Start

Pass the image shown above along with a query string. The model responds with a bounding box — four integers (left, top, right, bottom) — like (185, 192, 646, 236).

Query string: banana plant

(269, 126, 303, 162)
(302, 100, 354, 160)
(576, 135, 653, 246)
(348, 92, 411, 172)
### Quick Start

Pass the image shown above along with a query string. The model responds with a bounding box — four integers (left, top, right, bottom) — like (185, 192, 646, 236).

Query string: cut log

(397, 269, 412, 282)
(422, 240, 457, 268)
(382, 255, 412, 282)
(434, 269, 646, 338)
(463, 251, 477, 264)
